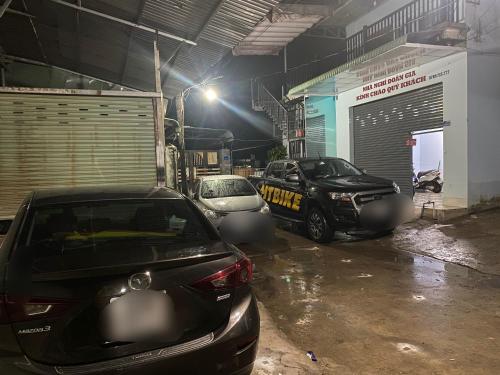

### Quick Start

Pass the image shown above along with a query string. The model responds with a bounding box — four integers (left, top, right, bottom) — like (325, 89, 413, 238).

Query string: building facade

(288, 0, 500, 209)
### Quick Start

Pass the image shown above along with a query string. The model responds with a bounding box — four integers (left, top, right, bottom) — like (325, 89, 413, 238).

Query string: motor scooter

(413, 164, 443, 193)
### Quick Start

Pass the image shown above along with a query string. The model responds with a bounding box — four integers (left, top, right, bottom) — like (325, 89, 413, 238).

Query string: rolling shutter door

(306, 115, 326, 157)
(353, 83, 443, 196)
(0, 93, 157, 216)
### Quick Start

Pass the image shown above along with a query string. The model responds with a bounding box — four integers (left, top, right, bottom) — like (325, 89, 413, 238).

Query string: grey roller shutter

(0, 93, 157, 216)
(306, 115, 326, 157)
(353, 83, 443, 196)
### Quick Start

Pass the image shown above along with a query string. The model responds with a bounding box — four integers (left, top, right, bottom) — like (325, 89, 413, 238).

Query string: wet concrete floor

(244, 210, 500, 374)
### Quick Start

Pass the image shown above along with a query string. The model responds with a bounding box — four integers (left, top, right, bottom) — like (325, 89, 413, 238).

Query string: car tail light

(0, 294, 74, 323)
(192, 257, 253, 291)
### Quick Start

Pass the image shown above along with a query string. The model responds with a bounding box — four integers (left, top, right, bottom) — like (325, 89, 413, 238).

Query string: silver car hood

(201, 195, 263, 212)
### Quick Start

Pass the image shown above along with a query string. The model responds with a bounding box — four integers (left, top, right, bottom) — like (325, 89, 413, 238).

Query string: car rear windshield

(201, 179, 256, 199)
(21, 199, 219, 273)
(299, 159, 363, 179)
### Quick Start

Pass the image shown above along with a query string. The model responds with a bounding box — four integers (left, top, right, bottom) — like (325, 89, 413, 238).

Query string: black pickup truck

(249, 157, 402, 242)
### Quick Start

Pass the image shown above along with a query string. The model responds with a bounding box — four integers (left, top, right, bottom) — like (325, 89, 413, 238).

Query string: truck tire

(306, 207, 334, 243)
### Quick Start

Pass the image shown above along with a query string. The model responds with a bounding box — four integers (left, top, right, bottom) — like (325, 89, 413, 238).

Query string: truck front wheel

(306, 207, 334, 243)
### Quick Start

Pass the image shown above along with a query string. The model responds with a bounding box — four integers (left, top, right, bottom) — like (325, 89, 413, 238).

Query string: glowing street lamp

(176, 77, 222, 194)
(204, 88, 218, 102)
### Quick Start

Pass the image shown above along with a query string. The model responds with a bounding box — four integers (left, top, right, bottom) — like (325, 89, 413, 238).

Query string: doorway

(412, 129, 444, 207)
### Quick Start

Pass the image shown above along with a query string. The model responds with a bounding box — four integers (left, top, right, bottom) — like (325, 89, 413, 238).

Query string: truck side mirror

(286, 173, 300, 183)
(0, 219, 13, 235)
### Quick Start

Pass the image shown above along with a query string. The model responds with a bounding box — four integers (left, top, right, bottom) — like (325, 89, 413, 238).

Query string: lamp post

(175, 79, 220, 194)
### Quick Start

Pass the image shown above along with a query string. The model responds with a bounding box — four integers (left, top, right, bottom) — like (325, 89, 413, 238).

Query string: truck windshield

(299, 159, 363, 179)
(201, 179, 257, 199)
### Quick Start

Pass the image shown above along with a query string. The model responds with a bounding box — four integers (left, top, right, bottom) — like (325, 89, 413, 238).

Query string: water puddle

(395, 343, 423, 354)
(357, 273, 374, 278)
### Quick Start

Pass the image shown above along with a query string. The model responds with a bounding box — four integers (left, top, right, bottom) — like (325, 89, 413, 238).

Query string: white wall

(346, 0, 412, 37)
(412, 132, 444, 177)
(466, 0, 500, 205)
(336, 52, 468, 207)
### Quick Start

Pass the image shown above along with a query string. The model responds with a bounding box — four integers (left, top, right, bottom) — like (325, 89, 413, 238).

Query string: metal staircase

(251, 79, 289, 140)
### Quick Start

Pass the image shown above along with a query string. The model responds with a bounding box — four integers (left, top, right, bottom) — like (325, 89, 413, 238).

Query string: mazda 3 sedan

(0, 186, 259, 375)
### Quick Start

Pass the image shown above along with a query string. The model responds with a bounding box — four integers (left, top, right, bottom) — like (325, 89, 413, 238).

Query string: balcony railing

(347, 0, 464, 61)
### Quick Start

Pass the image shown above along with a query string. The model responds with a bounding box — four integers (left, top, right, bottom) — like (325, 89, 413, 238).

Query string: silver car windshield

(201, 179, 257, 199)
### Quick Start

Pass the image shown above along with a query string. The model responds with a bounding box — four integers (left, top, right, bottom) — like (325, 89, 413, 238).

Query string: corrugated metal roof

(0, 0, 282, 97)
(201, 0, 280, 47)
(233, 5, 324, 55)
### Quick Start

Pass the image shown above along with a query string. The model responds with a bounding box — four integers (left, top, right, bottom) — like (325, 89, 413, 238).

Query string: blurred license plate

(101, 290, 173, 342)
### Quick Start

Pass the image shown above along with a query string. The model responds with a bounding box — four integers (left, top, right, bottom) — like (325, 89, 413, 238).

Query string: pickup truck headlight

(260, 202, 270, 214)
(392, 182, 400, 193)
(328, 192, 354, 202)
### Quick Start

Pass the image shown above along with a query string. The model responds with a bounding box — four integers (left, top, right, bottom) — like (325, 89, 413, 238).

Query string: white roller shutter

(353, 83, 444, 196)
(0, 93, 157, 216)
(306, 115, 326, 157)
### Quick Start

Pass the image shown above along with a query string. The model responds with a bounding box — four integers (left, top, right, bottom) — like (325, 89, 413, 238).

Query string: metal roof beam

(2, 54, 139, 91)
(45, 0, 197, 46)
(274, 4, 335, 17)
(5, 7, 34, 18)
(161, 0, 226, 91)
(120, 0, 147, 85)
(0, 0, 13, 19)
(22, 0, 48, 63)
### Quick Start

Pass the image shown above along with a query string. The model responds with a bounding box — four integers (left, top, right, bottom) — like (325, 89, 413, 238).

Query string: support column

(282, 45, 288, 98)
(153, 38, 166, 187)
(176, 92, 188, 194)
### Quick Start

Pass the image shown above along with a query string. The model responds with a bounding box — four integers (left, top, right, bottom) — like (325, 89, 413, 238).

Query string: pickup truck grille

(353, 188, 396, 207)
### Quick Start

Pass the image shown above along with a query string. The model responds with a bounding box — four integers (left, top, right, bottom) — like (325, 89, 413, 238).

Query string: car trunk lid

(5, 242, 238, 365)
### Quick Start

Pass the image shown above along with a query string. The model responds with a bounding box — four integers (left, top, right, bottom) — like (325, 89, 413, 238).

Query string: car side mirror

(362, 169, 367, 174)
(0, 219, 13, 235)
(286, 173, 300, 183)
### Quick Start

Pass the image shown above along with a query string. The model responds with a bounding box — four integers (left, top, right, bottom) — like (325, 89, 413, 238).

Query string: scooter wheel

(428, 181, 442, 193)
(433, 181, 442, 193)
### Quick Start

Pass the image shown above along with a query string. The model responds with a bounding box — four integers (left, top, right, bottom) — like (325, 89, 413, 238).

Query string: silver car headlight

(328, 192, 354, 202)
(203, 209, 220, 221)
(392, 182, 400, 193)
(260, 202, 270, 214)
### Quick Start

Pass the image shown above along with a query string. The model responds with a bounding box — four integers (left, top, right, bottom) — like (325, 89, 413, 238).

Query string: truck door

(256, 162, 285, 215)
(281, 162, 307, 221)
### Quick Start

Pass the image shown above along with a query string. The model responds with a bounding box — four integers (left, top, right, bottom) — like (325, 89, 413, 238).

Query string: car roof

(296, 157, 341, 162)
(199, 174, 247, 181)
(31, 186, 184, 207)
(271, 157, 341, 163)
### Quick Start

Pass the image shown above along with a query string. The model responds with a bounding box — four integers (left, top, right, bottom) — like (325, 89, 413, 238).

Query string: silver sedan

(191, 175, 270, 228)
